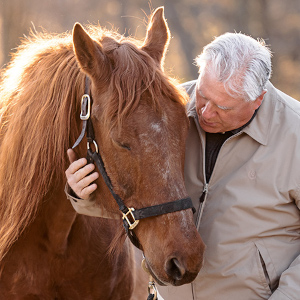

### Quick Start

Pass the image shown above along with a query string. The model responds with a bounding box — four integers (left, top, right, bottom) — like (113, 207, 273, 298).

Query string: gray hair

(195, 32, 272, 101)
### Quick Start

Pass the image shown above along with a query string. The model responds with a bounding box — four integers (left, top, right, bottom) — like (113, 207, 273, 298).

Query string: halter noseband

(72, 76, 195, 249)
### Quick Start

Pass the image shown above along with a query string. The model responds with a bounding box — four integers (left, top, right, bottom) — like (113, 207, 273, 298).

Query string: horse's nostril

(164, 257, 186, 281)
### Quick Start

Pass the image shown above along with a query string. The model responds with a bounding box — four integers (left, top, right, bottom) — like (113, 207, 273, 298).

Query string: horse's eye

(118, 142, 131, 151)
(121, 144, 131, 151)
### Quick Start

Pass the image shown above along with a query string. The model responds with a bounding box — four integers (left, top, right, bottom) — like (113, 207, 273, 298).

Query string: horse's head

(72, 7, 205, 286)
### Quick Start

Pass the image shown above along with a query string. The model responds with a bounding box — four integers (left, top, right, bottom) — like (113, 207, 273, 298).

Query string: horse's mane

(0, 25, 188, 261)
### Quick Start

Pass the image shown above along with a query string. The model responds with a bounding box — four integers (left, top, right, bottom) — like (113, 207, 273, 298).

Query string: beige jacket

(158, 81, 300, 300)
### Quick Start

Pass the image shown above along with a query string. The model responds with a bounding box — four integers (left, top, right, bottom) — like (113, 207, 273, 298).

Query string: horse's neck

(42, 187, 77, 255)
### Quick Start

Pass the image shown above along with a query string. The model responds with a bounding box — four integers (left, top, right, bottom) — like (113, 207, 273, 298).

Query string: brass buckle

(80, 94, 91, 120)
(122, 208, 139, 230)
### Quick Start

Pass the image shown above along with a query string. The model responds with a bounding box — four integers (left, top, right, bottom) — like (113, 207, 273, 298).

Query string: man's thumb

(67, 148, 78, 164)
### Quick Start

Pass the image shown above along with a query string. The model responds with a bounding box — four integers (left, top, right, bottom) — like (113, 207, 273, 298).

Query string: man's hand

(65, 149, 99, 200)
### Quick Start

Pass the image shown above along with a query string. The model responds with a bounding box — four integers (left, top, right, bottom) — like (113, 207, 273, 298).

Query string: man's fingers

(67, 148, 78, 164)
(66, 158, 88, 176)
(65, 149, 100, 201)
(81, 183, 98, 199)
(76, 171, 99, 190)
(74, 164, 96, 182)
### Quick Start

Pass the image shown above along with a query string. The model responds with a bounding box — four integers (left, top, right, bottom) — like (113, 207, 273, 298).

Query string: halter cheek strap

(72, 76, 195, 249)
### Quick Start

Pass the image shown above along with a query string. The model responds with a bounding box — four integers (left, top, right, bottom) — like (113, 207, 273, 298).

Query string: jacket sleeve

(64, 183, 120, 219)
(269, 187, 300, 300)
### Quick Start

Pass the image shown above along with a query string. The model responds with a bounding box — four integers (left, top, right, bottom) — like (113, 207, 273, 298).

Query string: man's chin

(199, 120, 220, 133)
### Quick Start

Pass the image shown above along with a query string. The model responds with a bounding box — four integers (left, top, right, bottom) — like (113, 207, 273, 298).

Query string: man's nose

(201, 101, 215, 119)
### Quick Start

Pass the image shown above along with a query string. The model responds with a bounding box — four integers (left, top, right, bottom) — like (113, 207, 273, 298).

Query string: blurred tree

(164, 0, 199, 79)
(0, 0, 29, 66)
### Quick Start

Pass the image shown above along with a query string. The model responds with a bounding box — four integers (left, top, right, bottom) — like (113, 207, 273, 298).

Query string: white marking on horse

(139, 120, 184, 199)
(151, 122, 162, 133)
(180, 211, 190, 232)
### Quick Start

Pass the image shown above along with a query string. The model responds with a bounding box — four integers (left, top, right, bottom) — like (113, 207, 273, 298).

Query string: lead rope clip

(142, 257, 158, 300)
(147, 276, 158, 300)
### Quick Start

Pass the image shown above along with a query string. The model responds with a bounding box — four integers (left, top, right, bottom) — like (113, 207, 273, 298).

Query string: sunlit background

(1, 0, 300, 99)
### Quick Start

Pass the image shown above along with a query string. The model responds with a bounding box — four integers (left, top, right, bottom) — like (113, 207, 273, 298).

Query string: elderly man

(66, 33, 300, 300)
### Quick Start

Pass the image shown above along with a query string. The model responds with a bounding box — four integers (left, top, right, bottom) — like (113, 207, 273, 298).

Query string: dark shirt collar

(229, 108, 259, 135)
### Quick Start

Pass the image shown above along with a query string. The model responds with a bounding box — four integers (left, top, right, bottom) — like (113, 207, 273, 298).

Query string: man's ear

(254, 89, 267, 109)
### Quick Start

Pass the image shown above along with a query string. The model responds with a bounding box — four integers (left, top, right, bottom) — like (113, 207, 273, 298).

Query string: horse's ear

(142, 7, 170, 68)
(73, 23, 109, 78)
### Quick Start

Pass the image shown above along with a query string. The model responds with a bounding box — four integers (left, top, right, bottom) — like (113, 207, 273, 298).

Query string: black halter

(72, 77, 195, 249)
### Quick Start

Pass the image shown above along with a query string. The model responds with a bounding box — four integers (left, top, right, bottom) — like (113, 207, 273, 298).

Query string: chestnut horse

(0, 7, 204, 299)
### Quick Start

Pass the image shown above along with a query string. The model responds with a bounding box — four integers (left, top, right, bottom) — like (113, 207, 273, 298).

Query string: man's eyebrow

(216, 104, 233, 110)
(197, 86, 233, 110)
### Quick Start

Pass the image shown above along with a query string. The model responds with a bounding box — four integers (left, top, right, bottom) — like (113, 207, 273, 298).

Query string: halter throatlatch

(72, 76, 195, 249)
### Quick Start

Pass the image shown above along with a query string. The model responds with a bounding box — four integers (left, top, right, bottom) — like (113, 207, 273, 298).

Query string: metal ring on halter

(87, 140, 99, 153)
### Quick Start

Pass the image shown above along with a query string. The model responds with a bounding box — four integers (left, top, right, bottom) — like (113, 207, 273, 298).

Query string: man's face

(195, 71, 265, 133)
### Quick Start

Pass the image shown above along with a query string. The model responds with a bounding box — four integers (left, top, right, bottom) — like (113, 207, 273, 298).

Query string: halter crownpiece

(72, 76, 195, 249)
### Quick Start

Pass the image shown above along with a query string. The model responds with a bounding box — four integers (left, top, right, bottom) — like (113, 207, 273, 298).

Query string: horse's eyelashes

(122, 144, 131, 151)
(117, 142, 131, 151)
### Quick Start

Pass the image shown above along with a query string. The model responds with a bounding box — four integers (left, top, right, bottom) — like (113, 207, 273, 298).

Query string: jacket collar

(186, 81, 275, 146)
(242, 81, 275, 145)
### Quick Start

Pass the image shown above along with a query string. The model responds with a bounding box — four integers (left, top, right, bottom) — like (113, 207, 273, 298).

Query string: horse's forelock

(101, 39, 187, 133)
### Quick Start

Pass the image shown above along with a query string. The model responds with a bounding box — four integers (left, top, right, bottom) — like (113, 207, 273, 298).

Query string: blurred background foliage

(0, 0, 299, 99)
